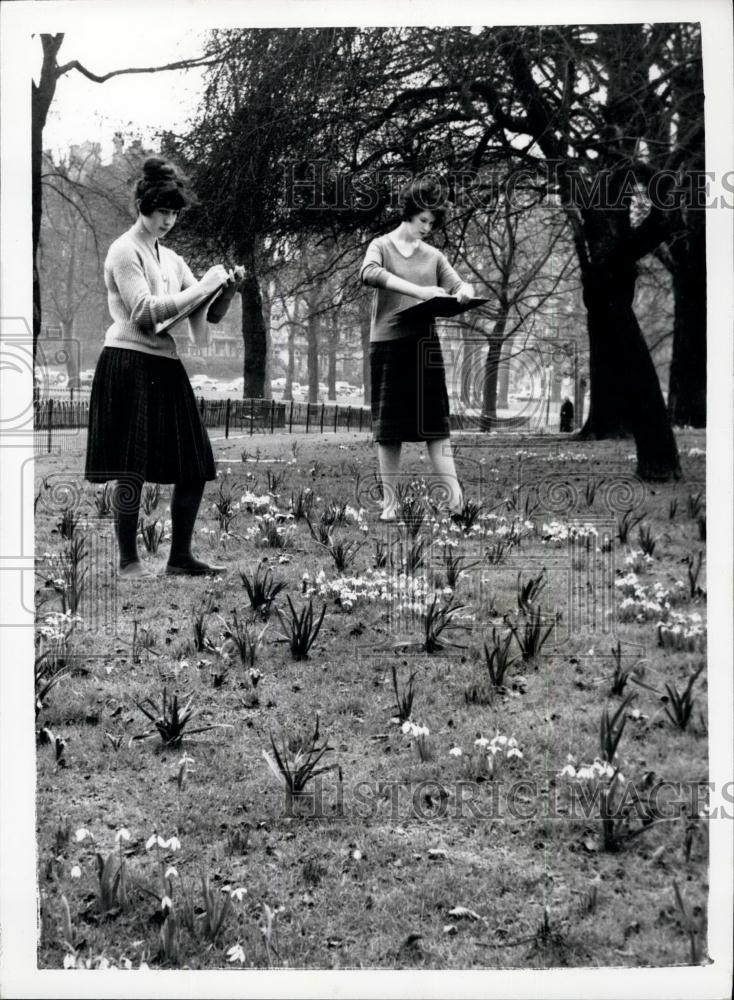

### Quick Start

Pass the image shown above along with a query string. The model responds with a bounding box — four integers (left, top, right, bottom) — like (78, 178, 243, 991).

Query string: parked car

(220, 377, 245, 393)
(336, 382, 358, 396)
(190, 374, 218, 389)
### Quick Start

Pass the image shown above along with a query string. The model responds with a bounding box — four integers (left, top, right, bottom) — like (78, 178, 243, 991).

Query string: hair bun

(142, 157, 177, 182)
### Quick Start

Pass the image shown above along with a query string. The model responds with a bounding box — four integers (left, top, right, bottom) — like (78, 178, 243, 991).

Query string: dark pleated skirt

(370, 327, 451, 443)
(84, 347, 217, 484)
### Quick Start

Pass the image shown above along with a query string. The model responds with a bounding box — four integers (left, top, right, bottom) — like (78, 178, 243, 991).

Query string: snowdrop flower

(474, 736, 490, 749)
(558, 763, 576, 778)
(161, 895, 173, 911)
(165, 866, 179, 880)
(164, 836, 181, 852)
(115, 828, 130, 843)
(70, 864, 82, 879)
(401, 720, 413, 735)
(63, 954, 77, 969)
(449, 746, 463, 757)
(75, 827, 92, 842)
(230, 886, 247, 902)
(507, 747, 523, 760)
(227, 943, 246, 964)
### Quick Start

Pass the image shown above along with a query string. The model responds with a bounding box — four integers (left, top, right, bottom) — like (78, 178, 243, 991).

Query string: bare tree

(31, 33, 215, 363)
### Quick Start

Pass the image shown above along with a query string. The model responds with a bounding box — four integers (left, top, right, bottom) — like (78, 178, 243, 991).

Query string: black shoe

(165, 558, 226, 576)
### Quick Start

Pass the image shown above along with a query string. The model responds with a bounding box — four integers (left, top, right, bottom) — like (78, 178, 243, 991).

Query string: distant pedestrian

(560, 397, 574, 433)
(85, 156, 243, 577)
(360, 177, 476, 520)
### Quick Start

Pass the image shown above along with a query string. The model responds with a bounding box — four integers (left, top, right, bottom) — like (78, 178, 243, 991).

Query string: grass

(34, 429, 708, 970)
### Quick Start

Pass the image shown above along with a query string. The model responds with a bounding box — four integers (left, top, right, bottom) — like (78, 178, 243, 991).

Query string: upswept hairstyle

(132, 157, 195, 215)
(399, 176, 450, 227)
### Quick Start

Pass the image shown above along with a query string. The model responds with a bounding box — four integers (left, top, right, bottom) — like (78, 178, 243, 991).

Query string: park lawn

(34, 430, 709, 970)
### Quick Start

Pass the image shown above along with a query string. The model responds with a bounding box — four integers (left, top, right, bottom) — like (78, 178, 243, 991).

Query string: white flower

(165, 866, 179, 880)
(63, 954, 77, 969)
(507, 747, 523, 760)
(474, 737, 489, 749)
(401, 720, 412, 734)
(449, 746, 463, 757)
(227, 943, 246, 964)
(75, 827, 92, 842)
(70, 864, 82, 879)
(230, 886, 247, 902)
(115, 828, 130, 843)
(164, 836, 181, 852)
(558, 764, 576, 778)
(161, 895, 173, 911)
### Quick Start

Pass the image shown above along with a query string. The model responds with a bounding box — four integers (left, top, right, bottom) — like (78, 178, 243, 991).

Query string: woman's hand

(200, 264, 230, 294)
(221, 265, 247, 292)
(455, 283, 474, 305)
(420, 285, 450, 301)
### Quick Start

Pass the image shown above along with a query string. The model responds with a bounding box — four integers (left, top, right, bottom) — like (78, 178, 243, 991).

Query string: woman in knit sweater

(85, 157, 242, 577)
(360, 178, 473, 520)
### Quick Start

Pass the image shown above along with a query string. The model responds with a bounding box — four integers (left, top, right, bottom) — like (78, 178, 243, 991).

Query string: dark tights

(113, 477, 206, 568)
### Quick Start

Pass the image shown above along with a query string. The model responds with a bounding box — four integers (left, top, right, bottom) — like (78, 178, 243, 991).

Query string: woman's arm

(437, 253, 474, 304)
(206, 266, 246, 323)
(360, 242, 446, 301)
(109, 246, 228, 333)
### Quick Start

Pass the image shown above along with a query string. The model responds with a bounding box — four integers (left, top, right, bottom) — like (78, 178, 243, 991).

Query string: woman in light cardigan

(360, 177, 472, 520)
(85, 157, 242, 577)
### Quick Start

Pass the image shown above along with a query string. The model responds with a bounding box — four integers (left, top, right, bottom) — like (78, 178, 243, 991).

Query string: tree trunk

(32, 35, 64, 365)
(240, 248, 267, 398)
(497, 334, 513, 409)
(284, 325, 295, 401)
(327, 314, 338, 400)
(578, 258, 680, 480)
(261, 282, 272, 400)
(550, 363, 562, 404)
(479, 336, 504, 428)
(306, 295, 320, 404)
(360, 298, 371, 406)
(666, 215, 706, 428)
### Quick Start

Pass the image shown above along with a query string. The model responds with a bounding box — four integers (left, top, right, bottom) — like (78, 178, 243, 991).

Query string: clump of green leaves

(134, 687, 229, 748)
(482, 627, 520, 689)
(423, 596, 469, 654)
(190, 593, 215, 651)
(320, 535, 365, 573)
(507, 606, 554, 663)
(637, 522, 657, 557)
(239, 561, 287, 619)
(684, 551, 704, 599)
(275, 596, 326, 660)
(608, 641, 645, 697)
(600, 693, 635, 763)
(661, 663, 705, 731)
(290, 487, 314, 521)
(617, 508, 645, 544)
(391, 662, 417, 722)
(517, 569, 547, 615)
(263, 714, 340, 808)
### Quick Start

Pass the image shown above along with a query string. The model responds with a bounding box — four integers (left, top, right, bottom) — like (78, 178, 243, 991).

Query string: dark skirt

(85, 347, 217, 484)
(370, 327, 451, 443)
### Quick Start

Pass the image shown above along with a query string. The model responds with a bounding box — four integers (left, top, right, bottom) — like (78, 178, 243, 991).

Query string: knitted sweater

(360, 234, 463, 342)
(103, 225, 209, 358)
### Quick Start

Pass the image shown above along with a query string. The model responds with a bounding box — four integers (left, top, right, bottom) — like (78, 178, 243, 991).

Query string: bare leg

(377, 441, 402, 517)
(426, 438, 463, 513)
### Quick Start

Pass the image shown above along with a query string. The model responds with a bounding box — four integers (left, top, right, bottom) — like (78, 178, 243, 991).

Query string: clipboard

(155, 285, 225, 336)
(395, 295, 489, 323)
